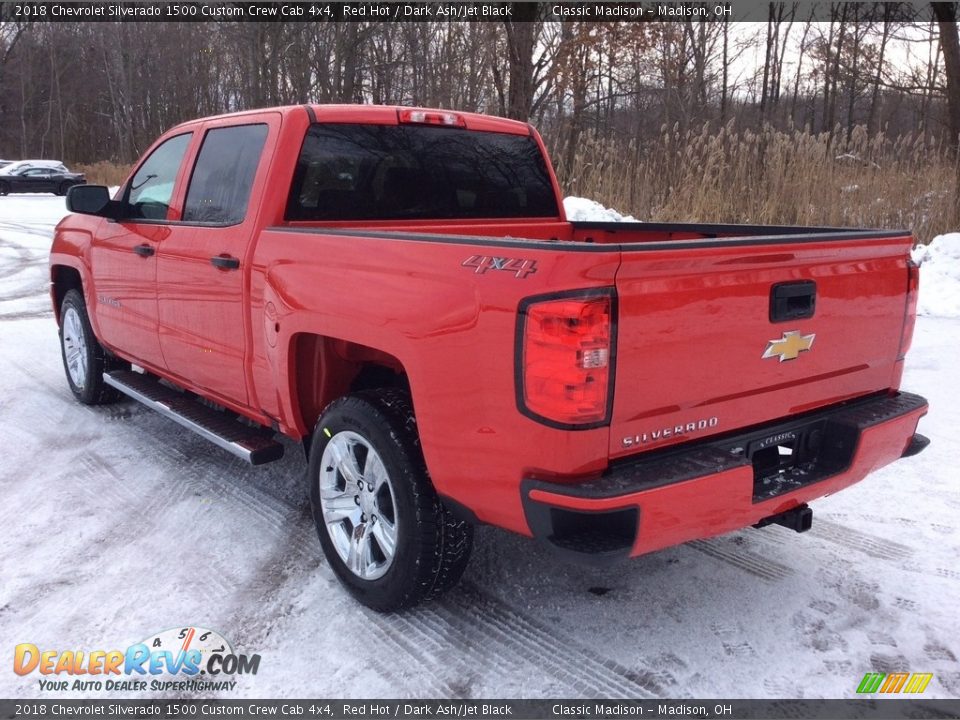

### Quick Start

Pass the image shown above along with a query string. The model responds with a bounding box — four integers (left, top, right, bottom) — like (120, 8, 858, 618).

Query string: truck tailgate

(610, 233, 914, 459)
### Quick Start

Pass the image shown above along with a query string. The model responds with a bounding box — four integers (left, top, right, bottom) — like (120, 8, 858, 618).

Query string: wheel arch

(50, 264, 84, 323)
(288, 332, 411, 451)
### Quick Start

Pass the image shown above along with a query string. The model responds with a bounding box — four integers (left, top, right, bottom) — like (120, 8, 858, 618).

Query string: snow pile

(912, 233, 960, 319)
(563, 196, 637, 222)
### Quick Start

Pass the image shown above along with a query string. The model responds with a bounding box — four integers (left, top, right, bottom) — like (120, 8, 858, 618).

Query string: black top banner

(0, 1, 947, 24)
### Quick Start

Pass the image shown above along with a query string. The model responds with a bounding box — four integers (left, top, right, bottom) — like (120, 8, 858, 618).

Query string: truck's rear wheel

(308, 389, 473, 611)
(59, 289, 123, 405)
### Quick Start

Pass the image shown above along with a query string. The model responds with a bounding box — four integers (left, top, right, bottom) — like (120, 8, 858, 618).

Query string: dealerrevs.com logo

(14, 626, 260, 693)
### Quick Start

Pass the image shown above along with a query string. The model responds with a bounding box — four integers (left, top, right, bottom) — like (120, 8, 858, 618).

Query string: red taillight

(397, 109, 466, 128)
(899, 259, 920, 359)
(518, 290, 615, 428)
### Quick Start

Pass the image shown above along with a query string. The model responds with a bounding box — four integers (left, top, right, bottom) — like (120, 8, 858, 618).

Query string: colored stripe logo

(857, 672, 933, 694)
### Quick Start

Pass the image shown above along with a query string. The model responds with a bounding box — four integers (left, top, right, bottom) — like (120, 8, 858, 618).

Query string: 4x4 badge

(461, 255, 537, 279)
(762, 330, 816, 362)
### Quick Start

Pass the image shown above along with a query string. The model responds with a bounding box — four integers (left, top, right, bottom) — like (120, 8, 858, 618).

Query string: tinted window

(183, 124, 268, 224)
(126, 133, 192, 220)
(286, 124, 559, 221)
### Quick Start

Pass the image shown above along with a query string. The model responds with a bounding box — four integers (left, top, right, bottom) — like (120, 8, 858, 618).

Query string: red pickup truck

(50, 105, 929, 611)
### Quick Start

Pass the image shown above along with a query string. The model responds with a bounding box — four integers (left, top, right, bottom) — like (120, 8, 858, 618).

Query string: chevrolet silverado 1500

(50, 105, 929, 610)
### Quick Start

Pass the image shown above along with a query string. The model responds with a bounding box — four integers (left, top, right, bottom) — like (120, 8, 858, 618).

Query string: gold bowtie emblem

(762, 331, 816, 362)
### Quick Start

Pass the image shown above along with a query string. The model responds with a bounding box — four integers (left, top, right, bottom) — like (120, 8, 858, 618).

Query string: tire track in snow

(448, 584, 677, 696)
(178, 453, 673, 697)
(0, 287, 49, 303)
(0, 231, 50, 319)
(364, 612, 461, 696)
(0, 308, 53, 321)
(0, 240, 36, 281)
(810, 519, 913, 561)
(687, 538, 794, 581)
(74, 450, 142, 508)
(349, 584, 679, 698)
(5, 374, 688, 698)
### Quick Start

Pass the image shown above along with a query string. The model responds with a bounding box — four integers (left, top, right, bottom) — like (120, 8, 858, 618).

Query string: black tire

(308, 389, 473, 612)
(56, 182, 71, 196)
(58, 289, 125, 405)
(0, 182, 9, 196)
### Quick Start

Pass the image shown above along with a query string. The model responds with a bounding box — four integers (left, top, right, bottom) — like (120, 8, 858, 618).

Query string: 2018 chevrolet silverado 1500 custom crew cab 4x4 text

(50, 105, 929, 611)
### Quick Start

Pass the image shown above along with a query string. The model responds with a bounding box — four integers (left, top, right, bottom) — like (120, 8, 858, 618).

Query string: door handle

(132, 244, 154, 258)
(210, 255, 240, 270)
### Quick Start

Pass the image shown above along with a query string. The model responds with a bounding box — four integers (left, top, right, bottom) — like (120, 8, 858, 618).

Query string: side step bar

(104, 370, 284, 465)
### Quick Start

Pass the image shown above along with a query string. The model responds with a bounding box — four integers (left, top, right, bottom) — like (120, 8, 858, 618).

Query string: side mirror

(66, 185, 113, 217)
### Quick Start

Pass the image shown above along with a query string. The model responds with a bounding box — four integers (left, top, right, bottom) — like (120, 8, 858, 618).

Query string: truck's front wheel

(308, 390, 473, 611)
(59, 289, 122, 405)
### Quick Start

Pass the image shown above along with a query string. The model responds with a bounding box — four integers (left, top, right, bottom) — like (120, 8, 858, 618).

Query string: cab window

(183, 124, 268, 225)
(286, 124, 559, 221)
(125, 133, 193, 220)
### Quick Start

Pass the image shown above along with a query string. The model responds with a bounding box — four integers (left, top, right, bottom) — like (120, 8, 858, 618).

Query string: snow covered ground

(1, 194, 958, 700)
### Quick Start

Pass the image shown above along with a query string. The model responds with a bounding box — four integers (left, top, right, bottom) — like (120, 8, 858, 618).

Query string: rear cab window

(286, 124, 559, 221)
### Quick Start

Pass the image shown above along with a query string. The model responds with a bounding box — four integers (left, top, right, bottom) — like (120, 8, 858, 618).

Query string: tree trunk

(721, 20, 729, 122)
(867, 10, 891, 135)
(825, 5, 849, 138)
(845, 8, 861, 146)
(933, 3, 960, 152)
(760, 6, 774, 126)
(503, 3, 539, 120)
(933, 3, 960, 223)
(791, 21, 811, 127)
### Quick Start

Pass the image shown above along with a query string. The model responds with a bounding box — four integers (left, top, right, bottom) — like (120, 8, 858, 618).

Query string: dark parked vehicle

(0, 166, 85, 196)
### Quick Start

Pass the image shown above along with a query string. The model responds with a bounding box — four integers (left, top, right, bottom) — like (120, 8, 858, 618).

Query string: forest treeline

(2, 3, 960, 239)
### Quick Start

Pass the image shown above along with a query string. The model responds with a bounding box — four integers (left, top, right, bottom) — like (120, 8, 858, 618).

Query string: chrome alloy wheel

(319, 431, 399, 580)
(62, 306, 88, 390)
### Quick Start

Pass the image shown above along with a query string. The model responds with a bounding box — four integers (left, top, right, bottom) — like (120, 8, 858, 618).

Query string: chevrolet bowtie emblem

(762, 330, 816, 362)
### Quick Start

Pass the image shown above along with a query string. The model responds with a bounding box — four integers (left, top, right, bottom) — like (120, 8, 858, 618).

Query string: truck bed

(260, 220, 914, 492)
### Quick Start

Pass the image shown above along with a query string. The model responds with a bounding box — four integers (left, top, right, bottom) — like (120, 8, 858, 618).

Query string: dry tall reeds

(70, 125, 956, 244)
(555, 123, 958, 244)
(73, 161, 132, 188)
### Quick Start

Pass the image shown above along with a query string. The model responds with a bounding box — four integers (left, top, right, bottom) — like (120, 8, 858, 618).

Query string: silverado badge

(762, 330, 816, 362)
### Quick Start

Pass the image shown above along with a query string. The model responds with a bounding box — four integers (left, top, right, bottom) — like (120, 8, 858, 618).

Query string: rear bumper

(521, 391, 928, 564)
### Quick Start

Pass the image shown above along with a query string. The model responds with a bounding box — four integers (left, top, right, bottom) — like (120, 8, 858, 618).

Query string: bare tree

(933, 2, 960, 150)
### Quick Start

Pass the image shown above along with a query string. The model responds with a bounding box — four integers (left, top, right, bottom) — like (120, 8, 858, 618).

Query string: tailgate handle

(770, 281, 816, 322)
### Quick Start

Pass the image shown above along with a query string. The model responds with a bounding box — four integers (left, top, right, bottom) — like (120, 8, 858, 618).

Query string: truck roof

(168, 104, 532, 136)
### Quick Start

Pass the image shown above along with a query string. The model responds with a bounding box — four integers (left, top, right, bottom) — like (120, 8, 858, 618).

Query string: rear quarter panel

(251, 229, 620, 532)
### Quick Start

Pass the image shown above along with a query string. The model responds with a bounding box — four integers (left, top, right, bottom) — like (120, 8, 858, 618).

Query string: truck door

(90, 132, 194, 370)
(155, 119, 273, 408)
